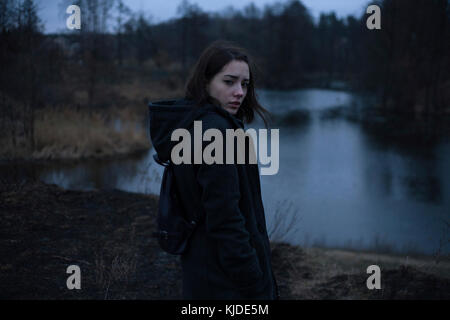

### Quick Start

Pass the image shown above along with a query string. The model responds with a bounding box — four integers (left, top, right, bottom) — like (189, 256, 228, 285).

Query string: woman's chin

(223, 106, 239, 115)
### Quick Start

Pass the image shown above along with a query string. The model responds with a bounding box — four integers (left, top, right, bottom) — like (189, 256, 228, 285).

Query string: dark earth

(1, 180, 449, 300)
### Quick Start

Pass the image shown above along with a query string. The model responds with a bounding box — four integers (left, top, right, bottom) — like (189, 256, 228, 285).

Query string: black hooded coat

(148, 99, 279, 300)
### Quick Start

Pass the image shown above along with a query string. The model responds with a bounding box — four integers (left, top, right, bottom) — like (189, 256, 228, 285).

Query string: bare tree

(114, 0, 131, 67)
(68, 0, 114, 108)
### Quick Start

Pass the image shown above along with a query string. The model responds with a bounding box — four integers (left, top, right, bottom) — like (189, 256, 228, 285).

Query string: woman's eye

(224, 80, 233, 85)
(242, 82, 249, 88)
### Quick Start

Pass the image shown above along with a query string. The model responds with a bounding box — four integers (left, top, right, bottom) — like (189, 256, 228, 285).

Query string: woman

(148, 40, 279, 300)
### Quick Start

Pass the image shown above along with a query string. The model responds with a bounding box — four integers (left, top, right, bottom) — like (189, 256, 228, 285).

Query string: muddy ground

(1, 180, 449, 300)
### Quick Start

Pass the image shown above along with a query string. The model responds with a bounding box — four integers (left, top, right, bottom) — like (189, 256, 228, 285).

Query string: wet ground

(1, 180, 449, 300)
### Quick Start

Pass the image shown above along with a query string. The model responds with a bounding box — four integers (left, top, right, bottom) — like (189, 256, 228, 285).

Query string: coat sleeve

(195, 113, 266, 294)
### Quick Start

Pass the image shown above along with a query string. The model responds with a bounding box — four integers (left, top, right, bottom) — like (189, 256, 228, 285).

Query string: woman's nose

(234, 85, 244, 97)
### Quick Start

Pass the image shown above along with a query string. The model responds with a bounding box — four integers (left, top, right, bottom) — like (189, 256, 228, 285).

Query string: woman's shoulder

(197, 105, 235, 131)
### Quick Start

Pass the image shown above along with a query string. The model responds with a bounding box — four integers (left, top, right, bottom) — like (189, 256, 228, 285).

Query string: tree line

(1, 0, 449, 152)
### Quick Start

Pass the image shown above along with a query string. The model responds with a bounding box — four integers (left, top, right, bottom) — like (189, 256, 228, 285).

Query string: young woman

(149, 40, 279, 300)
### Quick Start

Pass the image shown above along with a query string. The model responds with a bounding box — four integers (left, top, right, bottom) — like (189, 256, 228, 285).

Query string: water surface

(4, 89, 449, 255)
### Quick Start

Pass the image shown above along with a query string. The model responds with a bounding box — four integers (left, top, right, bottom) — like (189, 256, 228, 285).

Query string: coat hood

(148, 99, 243, 163)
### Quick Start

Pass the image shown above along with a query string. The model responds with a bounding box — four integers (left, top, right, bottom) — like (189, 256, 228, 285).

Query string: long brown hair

(185, 40, 271, 127)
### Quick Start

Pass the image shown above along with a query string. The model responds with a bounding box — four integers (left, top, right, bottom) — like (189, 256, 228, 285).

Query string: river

(5, 88, 449, 255)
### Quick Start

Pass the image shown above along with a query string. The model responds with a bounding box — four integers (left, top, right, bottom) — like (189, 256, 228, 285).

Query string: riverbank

(0, 106, 151, 162)
(1, 180, 449, 300)
(3, 85, 449, 162)
(0, 74, 182, 162)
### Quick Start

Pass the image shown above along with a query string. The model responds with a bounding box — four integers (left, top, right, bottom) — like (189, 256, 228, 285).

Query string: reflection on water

(258, 88, 356, 112)
(2, 89, 449, 255)
(256, 89, 450, 255)
(37, 151, 163, 195)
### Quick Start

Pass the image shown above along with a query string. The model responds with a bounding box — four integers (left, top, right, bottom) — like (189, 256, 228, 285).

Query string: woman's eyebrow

(224, 74, 250, 81)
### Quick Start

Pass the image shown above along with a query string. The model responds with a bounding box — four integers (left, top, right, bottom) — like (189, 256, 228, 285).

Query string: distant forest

(1, 0, 449, 126)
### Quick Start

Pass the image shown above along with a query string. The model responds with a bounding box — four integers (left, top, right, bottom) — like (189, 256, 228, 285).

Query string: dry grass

(93, 226, 139, 299)
(0, 68, 185, 161)
(268, 199, 302, 243)
(112, 78, 184, 106)
(271, 242, 450, 299)
(32, 106, 150, 160)
(27, 74, 185, 161)
(0, 134, 29, 159)
(0, 106, 151, 161)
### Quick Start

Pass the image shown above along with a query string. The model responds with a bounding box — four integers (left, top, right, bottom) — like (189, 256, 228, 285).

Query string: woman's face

(206, 60, 250, 115)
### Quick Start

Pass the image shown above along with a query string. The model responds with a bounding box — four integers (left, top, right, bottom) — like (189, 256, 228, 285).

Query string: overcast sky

(36, 0, 371, 34)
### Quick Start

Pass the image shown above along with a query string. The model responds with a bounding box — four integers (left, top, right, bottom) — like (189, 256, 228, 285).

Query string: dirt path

(1, 181, 449, 299)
